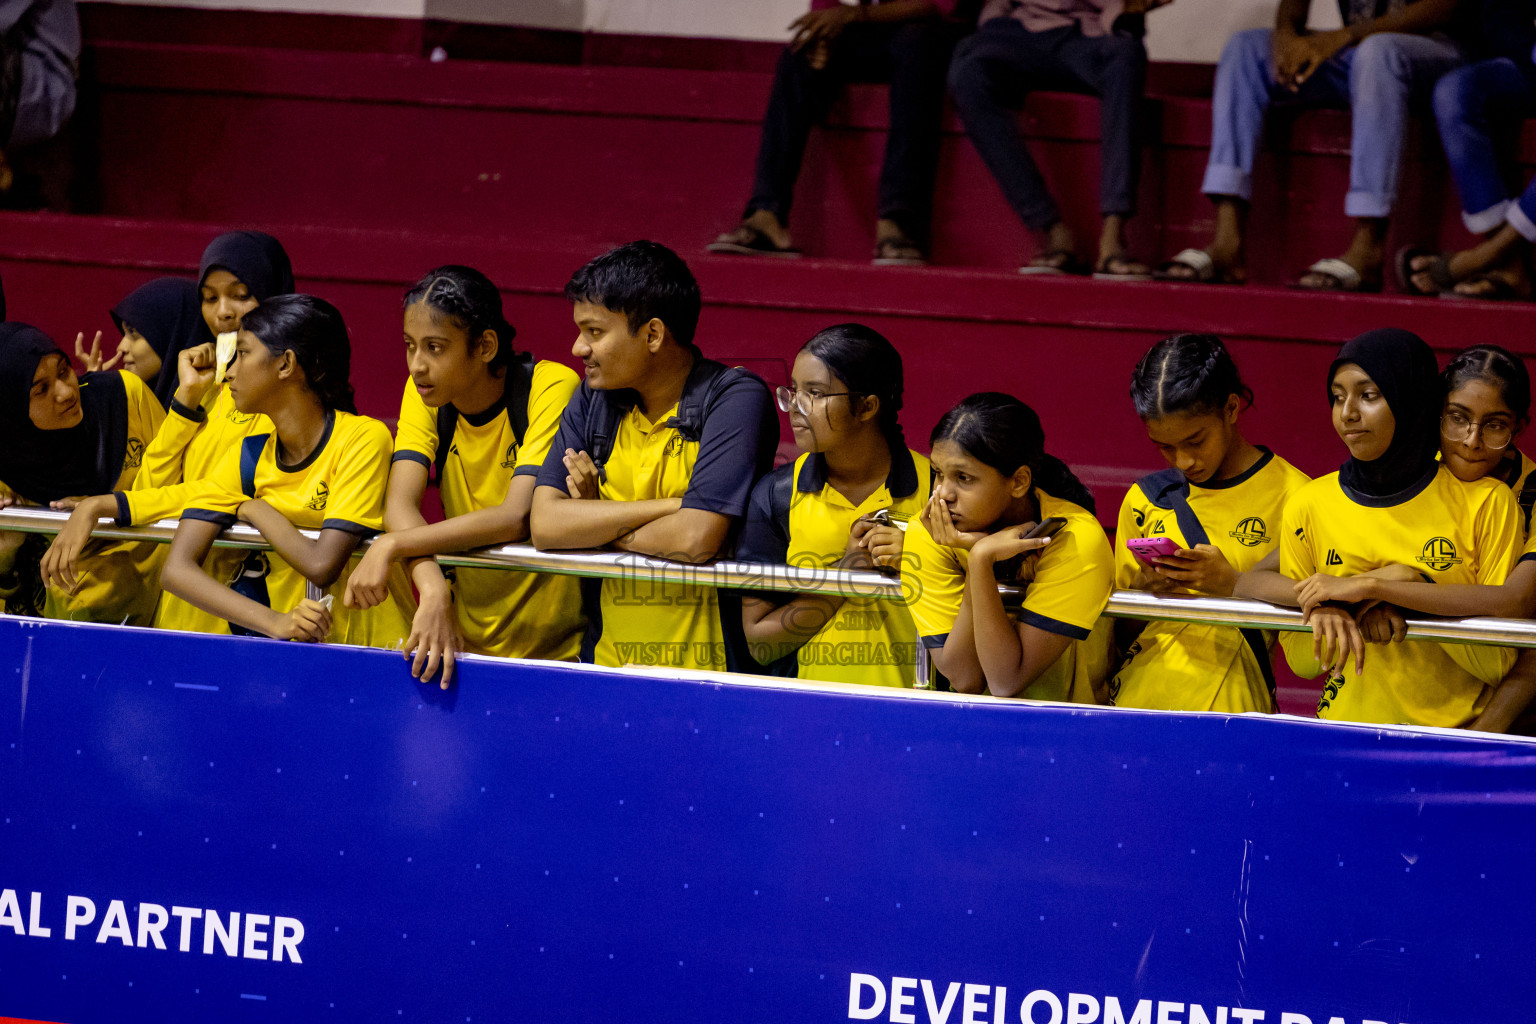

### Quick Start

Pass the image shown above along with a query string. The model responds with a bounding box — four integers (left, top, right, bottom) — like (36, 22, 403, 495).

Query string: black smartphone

(1023, 516, 1068, 541)
(993, 517, 1068, 581)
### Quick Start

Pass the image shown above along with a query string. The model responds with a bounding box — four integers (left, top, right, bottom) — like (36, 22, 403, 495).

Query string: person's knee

(1432, 67, 1477, 131)
(947, 50, 989, 105)
(1350, 33, 1412, 87)
(1220, 28, 1272, 71)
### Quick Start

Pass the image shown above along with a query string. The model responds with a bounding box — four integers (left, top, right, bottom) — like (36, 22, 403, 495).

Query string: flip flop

(1152, 247, 1245, 284)
(706, 225, 802, 258)
(1394, 246, 1455, 296)
(1018, 250, 1090, 276)
(1292, 257, 1380, 293)
(872, 236, 927, 267)
(1093, 254, 1153, 282)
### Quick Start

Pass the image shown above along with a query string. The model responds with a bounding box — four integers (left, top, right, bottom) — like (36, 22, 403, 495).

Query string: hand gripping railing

(7, 504, 1536, 660)
(0, 506, 900, 600)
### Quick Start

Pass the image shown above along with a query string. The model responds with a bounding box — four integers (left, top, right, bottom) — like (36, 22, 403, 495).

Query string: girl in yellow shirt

(1110, 333, 1310, 713)
(735, 323, 927, 687)
(904, 392, 1114, 701)
(1293, 344, 1536, 731)
(1, 322, 164, 625)
(44, 231, 296, 636)
(161, 295, 405, 644)
(345, 265, 584, 685)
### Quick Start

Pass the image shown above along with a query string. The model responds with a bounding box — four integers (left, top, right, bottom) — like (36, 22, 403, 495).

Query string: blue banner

(1, 614, 1533, 1024)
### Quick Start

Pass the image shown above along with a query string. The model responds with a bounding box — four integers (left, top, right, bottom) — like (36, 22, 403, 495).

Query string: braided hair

(404, 265, 518, 373)
(1130, 333, 1253, 421)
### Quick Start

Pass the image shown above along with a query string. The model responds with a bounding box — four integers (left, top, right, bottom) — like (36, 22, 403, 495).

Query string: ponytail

(929, 392, 1095, 515)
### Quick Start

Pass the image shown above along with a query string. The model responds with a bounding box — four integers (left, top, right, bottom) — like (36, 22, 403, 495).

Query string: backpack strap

(1519, 468, 1536, 537)
(239, 434, 269, 498)
(768, 458, 796, 546)
(432, 405, 459, 484)
(430, 355, 536, 482)
(1138, 470, 1278, 702)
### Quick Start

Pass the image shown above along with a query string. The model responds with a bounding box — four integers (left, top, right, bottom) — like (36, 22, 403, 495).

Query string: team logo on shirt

(124, 438, 145, 469)
(1325, 549, 1343, 567)
(304, 482, 330, 512)
(1131, 507, 1147, 529)
(1417, 537, 1462, 572)
(501, 441, 519, 469)
(1228, 517, 1268, 547)
(1150, 519, 1166, 535)
(664, 435, 686, 459)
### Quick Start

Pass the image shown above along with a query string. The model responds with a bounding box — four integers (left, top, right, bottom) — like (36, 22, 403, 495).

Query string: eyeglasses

(1441, 409, 1514, 450)
(775, 385, 857, 415)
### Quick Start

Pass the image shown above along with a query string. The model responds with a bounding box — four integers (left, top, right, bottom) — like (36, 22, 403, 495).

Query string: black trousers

(948, 18, 1147, 229)
(745, 19, 962, 245)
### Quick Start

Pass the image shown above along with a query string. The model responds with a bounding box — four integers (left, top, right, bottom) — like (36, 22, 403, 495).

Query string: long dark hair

(239, 294, 357, 414)
(404, 265, 517, 373)
(1442, 344, 1531, 422)
(929, 392, 1095, 514)
(1129, 332, 1253, 420)
(801, 322, 905, 452)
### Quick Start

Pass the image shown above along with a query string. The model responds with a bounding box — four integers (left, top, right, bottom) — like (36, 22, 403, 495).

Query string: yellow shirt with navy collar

(128, 383, 272, 636)
(1280, 464, 1521, 727)
(181, 410, 411, 648)
(1110, 448, 1311, 714)
(736, 447, 931, 687)
(902, 488, 1114, 703)
(391, 361, 585, 661)
(535, 368, 775, 672)
(28, 371, 165, 626)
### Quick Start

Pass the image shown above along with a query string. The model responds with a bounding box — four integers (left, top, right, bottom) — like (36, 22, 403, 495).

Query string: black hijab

(198, 230, 295, 301)
(111, 277, 211, 409)
(0, 268, 7, 321)
(0, 323, 130, 504)
(1327, 328, 1444, 500)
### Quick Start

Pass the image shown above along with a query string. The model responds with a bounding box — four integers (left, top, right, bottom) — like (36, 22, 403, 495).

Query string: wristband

(171, 397, 208, 422)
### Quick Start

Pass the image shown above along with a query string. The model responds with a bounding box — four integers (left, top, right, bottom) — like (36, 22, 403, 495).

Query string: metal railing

(7, 505, 1536, 649)
(0, 506, 900, 601)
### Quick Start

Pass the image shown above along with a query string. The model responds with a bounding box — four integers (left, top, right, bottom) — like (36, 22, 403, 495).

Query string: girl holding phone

(1110, 333, 1310, 713)
(903, 392, 1113, 701)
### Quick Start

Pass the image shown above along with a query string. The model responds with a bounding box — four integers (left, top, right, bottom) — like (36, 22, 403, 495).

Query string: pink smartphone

(1127, 537, 1183, 564)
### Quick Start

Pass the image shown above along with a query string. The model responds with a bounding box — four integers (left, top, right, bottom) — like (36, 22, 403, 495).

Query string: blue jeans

(1431, 58, 1536, 232)
(1202, 28, 1464, 219)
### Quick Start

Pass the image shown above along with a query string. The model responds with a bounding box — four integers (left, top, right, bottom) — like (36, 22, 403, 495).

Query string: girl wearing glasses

(735, 323, 927, 686)
(902, 392, 1113, 700)
(1272, 329, 1522, 728)
(1108, 333, 1311, 714)
(1293, 344, 1536, 731)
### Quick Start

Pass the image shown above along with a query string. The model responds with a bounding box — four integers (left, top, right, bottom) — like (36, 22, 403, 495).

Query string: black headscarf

(0, 323, 130, 504)
(198, 230, 295, 301)
(1327, 328, 1444, 500)
(111, 277, 211, 409)
(0, 268, 7, 321)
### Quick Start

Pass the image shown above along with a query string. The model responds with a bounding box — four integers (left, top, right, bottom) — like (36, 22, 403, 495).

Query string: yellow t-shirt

(38, 371, 165, 626)
(736, 448, 931, 687)
(182, 410, 411, 648)
(131, 384, 272, 636)
(391, 361, 585, 661)
(1280, 465, 1521, 727)
(1110, 449, 1311, 714)
(903, 488, 1113, 703)
(533, 368, 775, 672)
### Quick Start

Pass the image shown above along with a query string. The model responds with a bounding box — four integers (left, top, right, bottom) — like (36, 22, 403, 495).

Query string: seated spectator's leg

(0, 27, 19, 194)
(948, 20, 1079, 269)
(718, 40, 854, 253)
(1407, 59, 1534, 293)
(1061, 29, 1150, 276)
(1166, 28, 1279, 281)
(1299, 32, 1464, 290)
(1443, 180, 1536, 299)
(874, 19, 960, 262)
